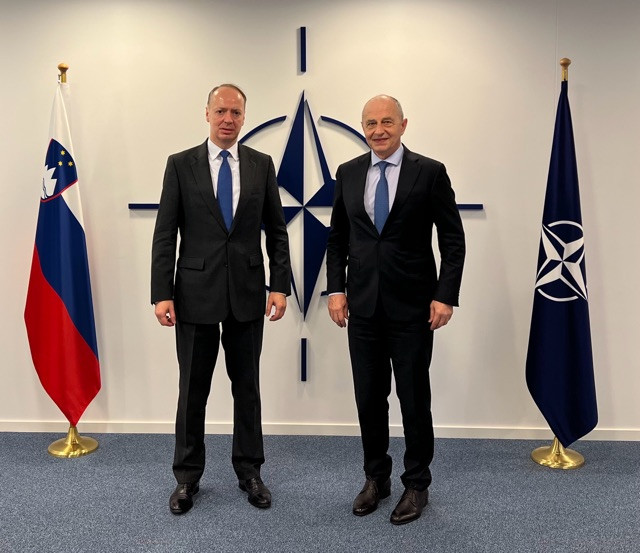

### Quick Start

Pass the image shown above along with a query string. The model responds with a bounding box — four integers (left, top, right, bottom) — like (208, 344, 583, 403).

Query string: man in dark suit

(151, 84, 291, 515)
(326, 94, 465, 525)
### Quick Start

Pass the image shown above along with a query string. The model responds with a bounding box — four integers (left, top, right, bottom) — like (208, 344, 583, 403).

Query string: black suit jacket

(326, 147, 465, 321)
(151, 140, 290, 324)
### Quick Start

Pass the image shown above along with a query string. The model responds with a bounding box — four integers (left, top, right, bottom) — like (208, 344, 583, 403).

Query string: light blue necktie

(218, 150, 233, 230)
(374, 161, 390, 233)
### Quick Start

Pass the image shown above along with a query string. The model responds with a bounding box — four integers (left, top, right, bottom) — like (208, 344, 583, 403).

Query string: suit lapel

(351, 154, 377, 234)
(388, 147, 421, 224)
(190, 140, 228, 231)
(233, 144, 257, 232)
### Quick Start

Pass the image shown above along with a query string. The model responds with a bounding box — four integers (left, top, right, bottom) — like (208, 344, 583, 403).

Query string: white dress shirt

(207, 139, 241, 217)
(363, 145, 404, 223)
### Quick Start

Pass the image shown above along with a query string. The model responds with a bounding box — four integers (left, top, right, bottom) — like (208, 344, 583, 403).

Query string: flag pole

(45, 62, 99, 459)
(530, 57, 586, 470)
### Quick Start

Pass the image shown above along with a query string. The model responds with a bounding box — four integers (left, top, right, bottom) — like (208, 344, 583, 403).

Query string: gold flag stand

(531, 436, 584, 469)
(48, 426, 99, 458)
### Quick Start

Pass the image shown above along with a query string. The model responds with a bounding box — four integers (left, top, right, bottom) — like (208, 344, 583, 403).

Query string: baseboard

(0, 420, 638, 441)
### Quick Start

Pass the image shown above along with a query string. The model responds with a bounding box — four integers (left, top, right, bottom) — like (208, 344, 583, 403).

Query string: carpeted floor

(0, 433, 638, 552)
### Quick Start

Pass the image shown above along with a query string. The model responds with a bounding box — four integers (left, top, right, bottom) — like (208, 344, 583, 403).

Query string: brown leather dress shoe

(239, 477, 272, 509)
(390, 487, 428, 525)
(169, 482, 199, 515)
(352, 477, 391, 516)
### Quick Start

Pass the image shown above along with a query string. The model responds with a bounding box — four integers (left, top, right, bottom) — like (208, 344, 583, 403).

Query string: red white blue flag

(525, 80, 597, 447)
(24, 82, 100, 427)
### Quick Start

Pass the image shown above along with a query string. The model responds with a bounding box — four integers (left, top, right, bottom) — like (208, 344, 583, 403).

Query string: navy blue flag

(525, 80, 597, 447)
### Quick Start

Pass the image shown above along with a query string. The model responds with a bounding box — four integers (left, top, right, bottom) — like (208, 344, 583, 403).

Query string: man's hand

(328, 293, 349, 328)
(155, 300, 176, 327)
(266, 292, 287, 321)
(429, 300, 453, 330)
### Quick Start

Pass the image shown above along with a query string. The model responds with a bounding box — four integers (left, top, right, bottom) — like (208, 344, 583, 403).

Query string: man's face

(361, 97, 407, 160)
(206, 87, 246, 149)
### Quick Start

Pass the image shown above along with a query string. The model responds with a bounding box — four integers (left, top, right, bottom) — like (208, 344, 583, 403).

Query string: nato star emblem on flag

(534, 220, 587, 302)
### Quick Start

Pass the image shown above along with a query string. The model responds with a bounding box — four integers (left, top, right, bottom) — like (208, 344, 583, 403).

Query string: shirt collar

(371, 144, 404, 167)
(207, 138, 239, 161)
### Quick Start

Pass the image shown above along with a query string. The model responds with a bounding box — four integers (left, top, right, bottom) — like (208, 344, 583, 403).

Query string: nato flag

(525, 80, 597, 448)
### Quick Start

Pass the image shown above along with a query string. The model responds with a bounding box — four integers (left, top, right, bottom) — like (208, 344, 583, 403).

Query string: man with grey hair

(152, 84, 291, 515)
(326, 94, 465, 525)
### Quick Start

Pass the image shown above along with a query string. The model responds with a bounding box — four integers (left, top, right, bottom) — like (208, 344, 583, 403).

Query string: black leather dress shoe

(169, 482, 199, 515)
(390, 487, 428, 525)
(352, 477, 391, 516)
(239, 477, 272, 509)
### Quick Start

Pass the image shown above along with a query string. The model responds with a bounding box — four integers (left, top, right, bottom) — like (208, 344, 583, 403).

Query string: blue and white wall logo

(240, 92, 366, 319)
(239, 92, 367, 381)
(534, 220, 588, 302)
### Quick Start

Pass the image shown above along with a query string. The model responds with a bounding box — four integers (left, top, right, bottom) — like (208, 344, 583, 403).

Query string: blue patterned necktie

(218, 150, 233, 230)
(374, 161, 390, 233)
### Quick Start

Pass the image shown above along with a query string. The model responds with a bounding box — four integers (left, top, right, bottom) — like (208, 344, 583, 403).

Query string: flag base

(531, 436, 584, 469)
(48, 425, 98, 458)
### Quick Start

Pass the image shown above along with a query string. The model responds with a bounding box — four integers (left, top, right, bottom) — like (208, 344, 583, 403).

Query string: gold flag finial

(58, 63, 69, 83)
(560, 58, 571, 82)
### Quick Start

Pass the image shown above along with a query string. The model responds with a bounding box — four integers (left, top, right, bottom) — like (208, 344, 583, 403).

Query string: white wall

(1, 0, 638, 439)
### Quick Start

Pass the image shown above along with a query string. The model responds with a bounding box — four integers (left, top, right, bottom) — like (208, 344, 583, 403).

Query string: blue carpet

(0, 434, 638, 552)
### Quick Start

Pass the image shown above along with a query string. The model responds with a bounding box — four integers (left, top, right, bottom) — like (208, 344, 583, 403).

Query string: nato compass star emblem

(239, 92, 367, 381)
(534, 220, 588, 302)
(241, 92, 367, 319)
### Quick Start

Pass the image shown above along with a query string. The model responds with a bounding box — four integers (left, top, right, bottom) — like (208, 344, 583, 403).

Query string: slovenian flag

(24, 81, 100, 427)
(525, 79, 597, 447)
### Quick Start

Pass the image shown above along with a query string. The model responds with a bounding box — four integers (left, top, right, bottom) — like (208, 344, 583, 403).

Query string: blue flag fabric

(525, 80, 597, 448)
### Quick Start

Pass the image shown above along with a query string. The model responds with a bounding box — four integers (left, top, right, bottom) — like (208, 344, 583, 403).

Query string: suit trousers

(173, 315, 265, 484)
(347, 302, 434, 491)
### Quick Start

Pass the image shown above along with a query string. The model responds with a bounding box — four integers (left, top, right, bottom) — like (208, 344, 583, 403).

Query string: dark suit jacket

(151, 140, 290, 324)
(326, 147, 465, 321)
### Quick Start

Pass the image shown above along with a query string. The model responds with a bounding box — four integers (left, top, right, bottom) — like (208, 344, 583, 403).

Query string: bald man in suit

(152, 84, 290, 515)
(326, 94, 465, 525)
